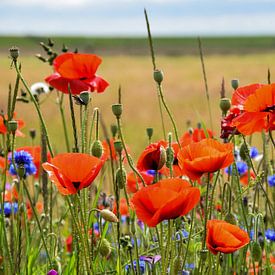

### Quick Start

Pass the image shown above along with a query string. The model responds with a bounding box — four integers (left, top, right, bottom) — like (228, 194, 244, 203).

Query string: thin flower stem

(22, 179, 53, 267)
(162, 220, 172, 275)
(208, 171, 221, 219)
(14, 61, 54, 157)
(202, 173, 211, 249)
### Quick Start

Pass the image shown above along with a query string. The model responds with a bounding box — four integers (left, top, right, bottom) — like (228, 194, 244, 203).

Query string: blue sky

(1, 0, 275, 36)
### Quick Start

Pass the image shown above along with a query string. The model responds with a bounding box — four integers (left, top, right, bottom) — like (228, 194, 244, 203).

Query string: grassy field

(1, 37, 275, 156)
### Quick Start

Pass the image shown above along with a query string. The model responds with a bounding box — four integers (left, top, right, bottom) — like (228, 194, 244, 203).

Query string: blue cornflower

(176, 229, 189, 240)
(268, 175, 275, 187)
(225, 161, 248, 176)
(185, 263, 195, 269)
(0, 202, 18, 216)
(125, 259, 145, 274)
(265, 229, 275, 242)
(8, 150, 36, 177)
(146, 170, 157, 176)
(250, 147, 259, 159)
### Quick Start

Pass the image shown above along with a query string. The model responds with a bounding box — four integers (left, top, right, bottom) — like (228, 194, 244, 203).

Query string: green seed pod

(153, 69, 164, 84)
(200, 249, 208, 261)
(100, 209, 118, 223)
(114, 140, 123, 154)
(79, 91, 91, 105)
(231, 79, 239, 90)
(110, 124, 118, 138)
(146, 127, 153, 139)
(224, 213, 237, 225)
(116, 167, 127, 189)
(91, 140, 103, 158)
(99, 238, 112, 257)
(239, 142, 249, 162)
(220, 98, 231, 116)
(7, 120, 18, 135)
(251, 241, 262, 262)
(112, 104, 123, 119)
(171, 256, 183, 275)
(29, 129, 36, 139)
(166, 146, 174, 168)
(9, 46, 19, 61)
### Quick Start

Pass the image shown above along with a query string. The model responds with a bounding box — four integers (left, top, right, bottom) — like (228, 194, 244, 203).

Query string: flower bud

(231, 79, 239, 90)
(114, 140, 123, 154)
(110, 124, 118, 138)
(115, 167, 127, 189)
(166, 147, 174, 168)
(91, 140, 103, 158)
(219, 98, 231, 116)
(200, 249, 208, 260)
(7, 120, 18, 135)
(224, 213, 237, 225)
(35, 54, 47, 63)
(157, 146, 167, 170)
(99, 238, 112, 257)
(146, 128, 153, 139)
(251, 241, 262, 262)
(100, 209, 118, 223)
(29, 129, 36, 139)
(79, 91, 91, 105)
(9, 46, 19, 61)
(112, 104, 123, 119)
(153, 70, 164, 84)
(239, 142, 249, 162)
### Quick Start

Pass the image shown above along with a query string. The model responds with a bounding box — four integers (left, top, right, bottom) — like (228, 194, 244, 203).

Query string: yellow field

(1, 52, 275, 155)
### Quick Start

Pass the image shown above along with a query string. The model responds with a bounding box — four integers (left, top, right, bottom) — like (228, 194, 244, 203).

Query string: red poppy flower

(0, 114, 25, 137)
(126, 171, 154, 193)
(232, 83, 275, 135)
(26, 201, 43, 220)
(137, 141, 167, 171)
(131, 178, 200, 227)
(4, 186, 18, 202)
(178, 138, 234, 180)
(66, 235, 73, 253)
(113, 198, 129, 216)
(206, 220, 250, 255)
(17, 146, 51, 178)
(42, 153, 103, 195)
(45, 53, 109, 94)
(220, 106, 241, 139)
(240, 171, 255, 186)
(180, 128, 214, 146)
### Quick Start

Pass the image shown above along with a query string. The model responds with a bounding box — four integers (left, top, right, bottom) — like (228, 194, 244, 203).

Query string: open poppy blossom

(112, 197, 129, 217)
(0, 114, 25, 137)
(137, 141, 167, 171)
(42, 153, 103, 195)
(131, 178, 200, 227)
(126, 171, 154, 193)
(232, 83, 275, 135)
(180, 127, 214, 147)
(206, 220, 250, 255)
(45, 53, 109, 94)
(17, 146, 51, 178)
(26, 201, 43, 220)
(178, 138, 234, 180)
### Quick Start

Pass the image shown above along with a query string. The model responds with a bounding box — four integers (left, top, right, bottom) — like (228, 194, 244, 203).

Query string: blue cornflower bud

(265, 229, 275, 242)
(225, 161, 248, 176)
(268, 175, 275, 187)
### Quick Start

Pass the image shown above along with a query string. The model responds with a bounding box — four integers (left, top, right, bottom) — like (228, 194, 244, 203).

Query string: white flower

(30, 82, 49, 96)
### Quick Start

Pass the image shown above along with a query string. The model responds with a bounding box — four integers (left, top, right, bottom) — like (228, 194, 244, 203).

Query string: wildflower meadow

(1, 11, 275, 275)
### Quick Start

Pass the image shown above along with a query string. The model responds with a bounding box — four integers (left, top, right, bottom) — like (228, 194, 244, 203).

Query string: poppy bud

(171, 256, 183, 275)
(29, 129, 36, 139)
(146, 127, 153, 139)
(166, 147, 174, 168)
(116, 167, 127, 189)
(91, 140, 103, 158)
(62, 44, 68, 53)
(219, 98, 231, 116)
(110, 124, 118, 138)
(79, 91, 91, 105)
(239, 142, 249, 161)
(9, 46, 19, 61)
(114, 140, 123, 154)
(112, 104, 123, 119)
(200, 249, 208, 261)
(188, 127, 194, 134)
(100, 209, 118, 223)
(157, 146, 167, 170)
(7, 120, 18, 135)
(251, 241, 262, 262)
(153, 69, 164, 84)
(35, 54, 47, 63)
(231, 79, 239, 90)
(99, 238, 112, 257)
(224, 213, 237, 225)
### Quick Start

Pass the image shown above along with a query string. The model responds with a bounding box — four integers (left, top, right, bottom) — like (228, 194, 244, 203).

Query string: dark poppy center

(80, 77, 88, 80)
(262, 105, 275, 112)
(72, 181, 81, 190)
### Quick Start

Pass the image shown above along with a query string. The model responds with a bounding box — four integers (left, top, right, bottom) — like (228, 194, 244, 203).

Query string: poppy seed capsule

(100, 209, 118, 223)
(79, 91, 91, 105)
(110, 124, 118, 138)
(112, 104, 123, 119)
(220, 98, 231, 115)
(7, 120, 18, 134)
(200, 249, 208, 261)
(91, 140, 103, 158)
(224, 213, 237, 225)
(153, 69, 164, 84)
(251, 241, 262, 262)
(116, 167, 127, 189)
(231, 79, 239, 90)
(239, 142, 249, 161)
(114, 140, 123, 154)
(99, 238, 112, 257)
(166, 147, 174, 167)
(146, 127, 153, 139)
(9, 46, 19, 60)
